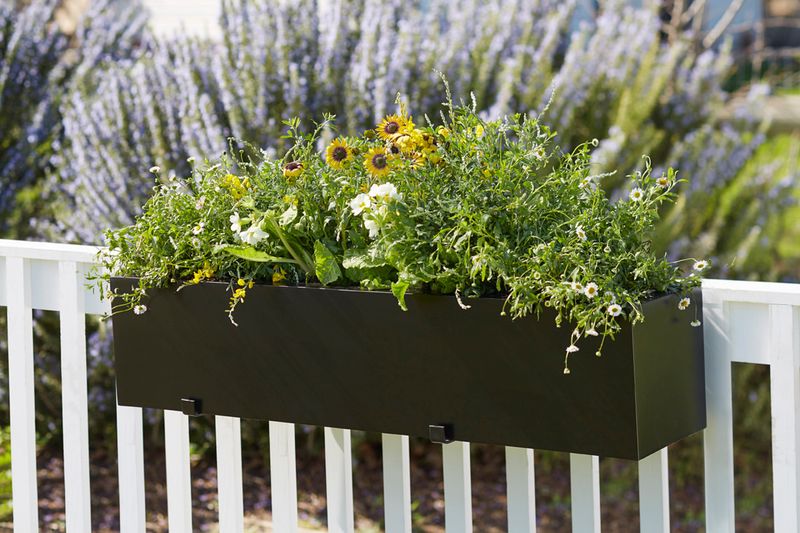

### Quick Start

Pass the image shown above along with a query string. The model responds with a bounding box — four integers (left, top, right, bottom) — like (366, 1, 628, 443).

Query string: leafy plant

(100, 93, 704, 372)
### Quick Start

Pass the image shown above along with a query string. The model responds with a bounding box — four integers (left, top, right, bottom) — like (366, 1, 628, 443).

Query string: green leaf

(342, 249, 387, 269)
(391, 280, 410, 311)
(314, 241, 341, 285)
(215, 244, 294, 264)
(279, 204, 298, 226)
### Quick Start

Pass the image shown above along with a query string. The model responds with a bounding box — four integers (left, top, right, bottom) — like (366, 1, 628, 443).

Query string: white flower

(575, 225, 587, 241)
(678, 297, 690, 310)
(363, 216, 380, 238)
(629, 188, 644, 201)
(570, 281, 583, 293)
(191, 237, 201, 248)
(607, 303, 622, 317)
(240, 223, 268, 245)
(350, 193, 372, 215)
(656, 176, 670, 188)
(187, 157, 195, 164)
(691, 320, 702, 327)
(230, 212, 242, 233)
(566, 344, 579, 353)
(586, 328, 599, 336)
(580, 176, 595, 189)
(693, 260, 709, 271)
(584, 282, 598, 299)
(149, 166, 160, 173)
(195, 196, 206, 210)
(133, 304, 147, 315)
(368, 182, 400, 203)
(192, 222, 205, 235)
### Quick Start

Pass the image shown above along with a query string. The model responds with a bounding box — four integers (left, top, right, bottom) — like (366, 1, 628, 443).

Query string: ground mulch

(0, 431, 773, 532)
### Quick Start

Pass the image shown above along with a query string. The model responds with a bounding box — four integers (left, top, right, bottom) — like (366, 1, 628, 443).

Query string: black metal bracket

(428, 423, 454, 444)
(181, 398, 202, 416)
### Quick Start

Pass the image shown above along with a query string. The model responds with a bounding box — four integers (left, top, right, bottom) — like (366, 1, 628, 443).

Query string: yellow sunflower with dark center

(325, 138, 353, 169)
(283, 161, 304, 179)
(364, 146, 391, 178)
(376, 114, 410, 141)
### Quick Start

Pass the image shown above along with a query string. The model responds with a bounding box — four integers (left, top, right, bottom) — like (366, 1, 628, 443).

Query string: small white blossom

(656, 176, 670, 188)
(363, 216, 380, 238)
(586, 328, 599, 336)
(230, 212, 242, 233)
(565, 344, 579, 353)
(575, 225, 587, 241)
(191, 237, 201, 248)
(350, 193, 372, 215)
(607, 303, 622, 317)
(691, 320, 702, 327)
(195, 196, 206, 210)
(239, 223, 268, 245)
(133, 304, 147, 315)
(693, 260, 709, 271)
(368, 182, 400, 202)
(192, 222, 205, 235)
(187, 157, 195, 164)
(584, 282, 598, 299)
(678, 297, 690, 310)
(570, 281, 583, 293)
(629, 188, 644, 201)
(149, 166, 160, 173)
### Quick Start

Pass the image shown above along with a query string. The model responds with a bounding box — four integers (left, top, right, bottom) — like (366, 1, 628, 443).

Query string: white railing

(0, 238, 798, 532)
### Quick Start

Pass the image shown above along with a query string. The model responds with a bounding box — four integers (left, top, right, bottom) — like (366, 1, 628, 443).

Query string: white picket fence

(0, 238, 798, 532)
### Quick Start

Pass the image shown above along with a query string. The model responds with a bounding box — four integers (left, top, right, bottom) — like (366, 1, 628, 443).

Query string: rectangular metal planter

(110, 277, 705, 460)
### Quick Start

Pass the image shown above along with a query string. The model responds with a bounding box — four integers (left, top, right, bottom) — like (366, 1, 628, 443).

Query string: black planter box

(110, 278, 705, 460)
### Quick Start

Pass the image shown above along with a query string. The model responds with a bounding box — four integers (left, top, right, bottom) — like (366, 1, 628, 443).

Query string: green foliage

(100, 93, 703, 369)
(0, 427, 11, 521)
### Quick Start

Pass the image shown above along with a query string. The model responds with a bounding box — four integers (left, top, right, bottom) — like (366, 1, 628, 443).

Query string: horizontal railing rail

(0, 238, 798, 532)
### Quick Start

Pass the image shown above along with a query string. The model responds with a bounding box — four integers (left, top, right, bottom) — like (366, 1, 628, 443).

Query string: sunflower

(283, 161, 304, 179)
(325, 138, 353, 169)
(376, 114, 412, 141)
(364, 147, 391, 178)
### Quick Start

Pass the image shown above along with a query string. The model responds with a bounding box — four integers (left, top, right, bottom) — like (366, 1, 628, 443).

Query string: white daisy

(629, 188, 644, 201)
(678, 297, 690, 310)
(576, 225, 587, 241)
(607, 303, 622, 317)
(350, 193, 372, 215)
(192, 222, 205, 235)
(656, 176, 670, 188)
(149, 166, 160, 173)
(693, 260, 709, 271)
(570, 281, 583, 293)
(584, 282, 599, 299)
(133, 304, 147, 315)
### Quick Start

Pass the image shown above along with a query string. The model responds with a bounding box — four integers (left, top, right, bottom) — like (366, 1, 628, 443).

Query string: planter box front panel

(110, 278, 704, 460)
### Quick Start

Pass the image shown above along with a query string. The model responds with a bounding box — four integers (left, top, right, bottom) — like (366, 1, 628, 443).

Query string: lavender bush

(0, 0, 148, 234)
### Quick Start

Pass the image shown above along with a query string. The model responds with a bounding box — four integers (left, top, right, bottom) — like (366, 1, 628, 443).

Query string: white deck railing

(0, 238, 798, 532)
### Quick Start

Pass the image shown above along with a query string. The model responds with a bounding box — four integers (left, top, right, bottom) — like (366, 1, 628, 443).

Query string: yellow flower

(437, 127, 451, 138)
(272, 267, 287, 285)
(283, 161, 304, 179)
(190, 261, 215, 284)
(474, 124, 484, 138)
(325, 138, 353, 169)
(376, 114, 412, 141)
(222, 173, 249, 200)
(237, 278, 246, 287)
(364, 146, 391, 178)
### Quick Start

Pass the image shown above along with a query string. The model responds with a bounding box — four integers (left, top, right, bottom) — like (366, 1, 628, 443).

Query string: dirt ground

(0, 431, 773, 532)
